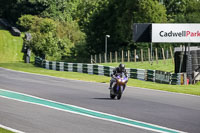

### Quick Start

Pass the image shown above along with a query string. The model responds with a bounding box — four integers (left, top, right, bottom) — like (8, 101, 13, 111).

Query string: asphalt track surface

(0, 67, 200, 133)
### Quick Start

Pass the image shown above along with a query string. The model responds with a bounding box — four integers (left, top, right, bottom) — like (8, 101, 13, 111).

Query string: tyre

(110, 89, 115, 99)
(110, 93, 115, 99)
(117, 86, 123, 100)
(117, 93, 121, 100)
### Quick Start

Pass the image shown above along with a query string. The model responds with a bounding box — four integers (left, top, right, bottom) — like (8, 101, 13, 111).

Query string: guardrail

(35, 57, 186, 85)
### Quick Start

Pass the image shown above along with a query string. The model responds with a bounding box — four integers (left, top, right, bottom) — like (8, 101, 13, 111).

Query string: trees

(163, 0, 200, 23)
(163, 0, 187, 22)
(133, 0, 167, 23)
(1, 0, 199, 62)
(185, 0, 200, 23)
(18, 15, 85, 61)
(85, 0, 167, 54)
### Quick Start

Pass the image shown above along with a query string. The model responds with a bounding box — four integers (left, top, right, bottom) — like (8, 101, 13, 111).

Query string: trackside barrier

(35, 57, 185, 85)
(155, 70, 171, 84)
(146, 70, 155, 82)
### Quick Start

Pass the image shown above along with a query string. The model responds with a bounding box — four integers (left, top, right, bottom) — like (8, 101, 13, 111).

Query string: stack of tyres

(191, 50, 199, 72)
(129, 69, 137, 79)
(198, 50, 200, 72)
(146, 70, 155, 82)
(174, 51, 187, 73)
(93, 65, 99, 75)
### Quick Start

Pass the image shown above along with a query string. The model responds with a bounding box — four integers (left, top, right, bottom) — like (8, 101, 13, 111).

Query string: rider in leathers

(109, 63, 128, 89)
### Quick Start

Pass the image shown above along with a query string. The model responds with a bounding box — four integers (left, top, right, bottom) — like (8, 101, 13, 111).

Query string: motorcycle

(110, 73, 128, 100)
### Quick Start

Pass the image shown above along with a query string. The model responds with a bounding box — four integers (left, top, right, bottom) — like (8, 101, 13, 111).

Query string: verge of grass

(0, 25, 24, 63)
(0, 62, 110, 83)
(101, 59, 174, 72)
(0, 62, 199, 96)
(0, 127, 14, 133)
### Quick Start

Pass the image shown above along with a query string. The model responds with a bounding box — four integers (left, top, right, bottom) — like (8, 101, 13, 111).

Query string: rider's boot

(108, 82, 113, 89)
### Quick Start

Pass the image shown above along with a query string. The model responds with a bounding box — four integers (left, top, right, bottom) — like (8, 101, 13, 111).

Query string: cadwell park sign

(133, 23, 200, 43)
(152, 24, 200, 43)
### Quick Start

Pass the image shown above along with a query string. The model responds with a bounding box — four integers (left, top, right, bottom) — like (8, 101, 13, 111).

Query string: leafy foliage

(86, 0, 167, 54)
(18, 15, 85, 61)
(0, 0, 199, 62)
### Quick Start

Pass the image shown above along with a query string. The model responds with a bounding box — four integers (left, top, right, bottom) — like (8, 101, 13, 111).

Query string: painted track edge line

(0, 95, 183, 133)
(0, 88, 186, 133)
(0, 124, 25, 133)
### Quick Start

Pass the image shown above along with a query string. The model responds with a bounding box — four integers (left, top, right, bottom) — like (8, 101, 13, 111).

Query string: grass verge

(0, 62, 199, 96)
(0, 25, 24, 63)
(100, 59, 174, 72)
(0, 127, 14, 133)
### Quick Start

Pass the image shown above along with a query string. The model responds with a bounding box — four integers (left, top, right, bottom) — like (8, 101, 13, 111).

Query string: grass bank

(100, 59, 174, 72)
(0, 25, 23, 63)
(0, 62, 199, 96)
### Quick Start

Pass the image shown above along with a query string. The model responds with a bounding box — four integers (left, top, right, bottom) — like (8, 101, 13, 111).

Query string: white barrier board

(152, 24, 200, 43)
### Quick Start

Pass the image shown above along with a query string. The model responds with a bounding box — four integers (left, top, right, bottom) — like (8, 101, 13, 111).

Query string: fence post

(99, 54, 101, 63)
(128, 50, 130, 62)
(155, 48, 158, 64)
(115, 51, 118, 63)
(134, 49, 136, 62)
(95, 54, 97, 63)
(141, 49, 143, 63)
(148, 48, 150, 63)
(104, 53, 106, 63)
(170, 47, 174, 64)
(110, 52, 112, 63)
(91, 55, 93, 64)
(122, 50, 124, 63)
(162, 48, 166, 64)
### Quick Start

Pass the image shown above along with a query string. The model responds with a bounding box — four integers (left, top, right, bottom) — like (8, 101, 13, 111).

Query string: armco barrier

(35, 57, 185, 85)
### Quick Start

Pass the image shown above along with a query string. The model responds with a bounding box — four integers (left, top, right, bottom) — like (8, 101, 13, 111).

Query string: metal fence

(35, 57, 186, 85)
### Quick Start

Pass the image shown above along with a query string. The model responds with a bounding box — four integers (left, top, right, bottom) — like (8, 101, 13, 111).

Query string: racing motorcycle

(110, 73, 128, 100)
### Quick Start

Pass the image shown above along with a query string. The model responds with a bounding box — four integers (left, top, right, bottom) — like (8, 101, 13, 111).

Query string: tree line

(0, 0, 200, 62)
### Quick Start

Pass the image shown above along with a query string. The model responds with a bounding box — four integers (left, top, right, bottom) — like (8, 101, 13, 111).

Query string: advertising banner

(152, 24, 200, 43)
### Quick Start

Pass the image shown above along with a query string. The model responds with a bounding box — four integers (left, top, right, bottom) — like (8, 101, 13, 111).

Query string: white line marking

(0, 88, 186, 133)
(0, 124, 25, 133)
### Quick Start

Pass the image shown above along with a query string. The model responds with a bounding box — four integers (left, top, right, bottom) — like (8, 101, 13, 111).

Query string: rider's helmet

(119, 63, 125, 72)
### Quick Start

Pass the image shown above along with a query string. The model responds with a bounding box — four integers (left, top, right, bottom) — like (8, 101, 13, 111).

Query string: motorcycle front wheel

(117, 86, 123, 100)
(117, 93, 121, 100)
(110, 93, 116, 99)
(110, 89, 116, 99)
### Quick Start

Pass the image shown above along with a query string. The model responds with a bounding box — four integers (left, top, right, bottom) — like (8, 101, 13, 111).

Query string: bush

(17, 14, 87, 61)
(17, 15, 36, 31)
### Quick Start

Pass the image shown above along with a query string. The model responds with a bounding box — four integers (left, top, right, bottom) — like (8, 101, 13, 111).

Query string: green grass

(101, 59, 174, 72)
(0, 62, 199, 96)
(0, 127, 14, 133)
(0, 25, 24, 63)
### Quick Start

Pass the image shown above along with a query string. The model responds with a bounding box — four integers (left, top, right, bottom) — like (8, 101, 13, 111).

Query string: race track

(0, 67, 200, 133)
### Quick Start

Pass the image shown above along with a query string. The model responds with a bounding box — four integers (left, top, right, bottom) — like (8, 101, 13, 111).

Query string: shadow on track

(92, 98, 114, 100)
